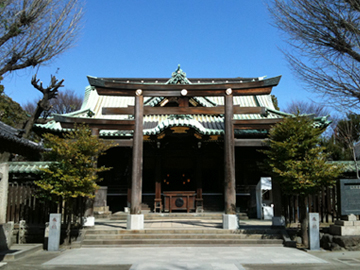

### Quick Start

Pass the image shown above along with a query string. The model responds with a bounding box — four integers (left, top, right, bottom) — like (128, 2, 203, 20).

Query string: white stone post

(309, 212, 320, 250)
(0, 163, 9, 224)
(48, 214, 61, 251)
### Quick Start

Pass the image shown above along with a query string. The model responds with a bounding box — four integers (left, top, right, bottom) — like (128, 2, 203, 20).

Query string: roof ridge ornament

(166, 65, 192, 85)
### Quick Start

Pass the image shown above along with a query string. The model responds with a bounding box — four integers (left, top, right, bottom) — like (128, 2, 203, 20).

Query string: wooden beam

(103, 106, 267, 116)
(234, 139, 269, 147)
(89, 75, 281, 92)
(234, 124, 274, 130)
(224, 94, 236, 215)
(60, 122, 134, 130)
(109, 139, 133, 147)
(95, 86, 273, 97)
(55, 115, 135, 130)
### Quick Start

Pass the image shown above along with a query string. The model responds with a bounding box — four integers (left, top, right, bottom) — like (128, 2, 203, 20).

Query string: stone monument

(309, 213, 320, 250)
(48, 214, 61, 251)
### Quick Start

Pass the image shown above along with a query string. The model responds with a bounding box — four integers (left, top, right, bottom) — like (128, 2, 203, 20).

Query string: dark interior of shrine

(98, 129, 269, 216)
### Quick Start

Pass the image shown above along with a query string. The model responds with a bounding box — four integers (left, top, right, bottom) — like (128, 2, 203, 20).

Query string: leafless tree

(284, 100, 338, 137)
(23, 88, 82, 118)
(0, 0, 82, 77)
(284, 100, 332, 117)
(269, 0, 360, 109)
(23, 74, 64, 137)
(337, 121, 359, 178)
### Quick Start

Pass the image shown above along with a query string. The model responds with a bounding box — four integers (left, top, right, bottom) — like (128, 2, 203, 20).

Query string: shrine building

(34, 66, 330, 229)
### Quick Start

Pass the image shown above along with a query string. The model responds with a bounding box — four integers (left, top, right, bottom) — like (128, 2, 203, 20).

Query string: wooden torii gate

(58, 74, 282, 229)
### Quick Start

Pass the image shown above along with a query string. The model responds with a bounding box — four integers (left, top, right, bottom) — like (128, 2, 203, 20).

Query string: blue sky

(2, 0, 320, 111)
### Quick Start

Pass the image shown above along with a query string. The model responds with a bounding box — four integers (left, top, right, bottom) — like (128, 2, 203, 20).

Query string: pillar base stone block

(127, 214, 144, 230)
(223, 214, 238, 230)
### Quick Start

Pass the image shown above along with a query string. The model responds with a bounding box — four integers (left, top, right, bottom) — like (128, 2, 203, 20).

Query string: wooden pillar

(91, 128, 100, 136)
(154, 153, 162, 212)
(224, 90, 236, 214)
(195, 150, 203, 212)
(84, 128, 100, 217)
(130, 91, 144, 214)
(126, 158, 132, 208)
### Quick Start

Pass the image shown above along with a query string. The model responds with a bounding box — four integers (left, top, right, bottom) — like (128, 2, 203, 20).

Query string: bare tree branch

(23, 75, 64, 138)
(0, 0, 82, 77)
(23, 88, 82, 119)
(269, 0, 360, 110)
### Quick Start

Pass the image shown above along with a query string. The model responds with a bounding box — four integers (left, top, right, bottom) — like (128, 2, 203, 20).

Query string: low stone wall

(0, 222, 14, 250)
(321, 233, 360, 251)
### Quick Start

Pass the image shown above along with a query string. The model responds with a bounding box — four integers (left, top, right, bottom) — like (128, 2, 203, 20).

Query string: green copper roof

(8, 161, 54, 174)
(327, 161, 360, 173)
(34, 68, 330, 138)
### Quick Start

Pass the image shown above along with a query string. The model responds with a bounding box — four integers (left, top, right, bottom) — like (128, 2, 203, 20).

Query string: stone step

(84, 233, 281, 240)
(85, 229, 280, 235)
(110, 213, 249, 220)
(81, 238, 283, 246)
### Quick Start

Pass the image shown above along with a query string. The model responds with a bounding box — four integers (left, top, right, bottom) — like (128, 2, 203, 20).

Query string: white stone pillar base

(127, 214, 144, 230)
(223, 214, 238, 230)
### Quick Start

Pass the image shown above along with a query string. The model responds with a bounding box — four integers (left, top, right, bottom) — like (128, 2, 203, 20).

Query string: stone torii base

(223, 214, 238, 230)
(127, 214, 144, 230)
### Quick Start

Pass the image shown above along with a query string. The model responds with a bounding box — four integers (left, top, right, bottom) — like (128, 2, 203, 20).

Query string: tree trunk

(63, 200, 72, 246)
(299, 195, 309, 248)
(352, 146, 359, 179)
(23, 100, 47, 138)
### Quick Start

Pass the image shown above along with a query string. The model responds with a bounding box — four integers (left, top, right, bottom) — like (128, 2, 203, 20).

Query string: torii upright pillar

(223, 89, 238, 229)
(127, 90, 144, 229)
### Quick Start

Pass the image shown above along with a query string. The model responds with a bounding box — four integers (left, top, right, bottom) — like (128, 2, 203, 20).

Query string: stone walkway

(42, 246, 327, 270)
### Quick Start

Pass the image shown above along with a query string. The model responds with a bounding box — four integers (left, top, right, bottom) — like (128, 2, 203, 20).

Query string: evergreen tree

(262, 115, 343, 247)
(0, 77, 28, 128)
(35, 125, 114, 244)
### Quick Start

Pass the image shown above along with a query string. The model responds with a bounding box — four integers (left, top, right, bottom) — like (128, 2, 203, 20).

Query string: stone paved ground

(3, 218, 360, 270)
(41, 246, 326, 270)
(3, 246, 360, 270)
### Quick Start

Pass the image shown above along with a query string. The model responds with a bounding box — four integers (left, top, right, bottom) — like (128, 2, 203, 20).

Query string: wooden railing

(6, 182, 85, 225)
(283, 185, 339, 224)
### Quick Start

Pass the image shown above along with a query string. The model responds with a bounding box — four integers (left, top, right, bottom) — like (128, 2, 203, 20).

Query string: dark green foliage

(35, 125, 114, 202)
(262, 115, 343, 196)
(271, 95, 280, 110)
(0, 77, 28, 128)
(323, 113, 360, 161)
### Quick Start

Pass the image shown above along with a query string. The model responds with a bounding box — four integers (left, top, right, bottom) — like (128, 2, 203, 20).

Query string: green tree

(271, 95, 280, 111)
(262, 115, 343, 247)
(0, 77, 28, 128)
(35, 125, 113, 245)
(323, 113, 360, 177)
(0, 77, 29, 161)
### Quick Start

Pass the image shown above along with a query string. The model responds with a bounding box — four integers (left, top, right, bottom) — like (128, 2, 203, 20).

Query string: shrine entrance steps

(78, 215, 284, 247)
(106, 212, 249, 220)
